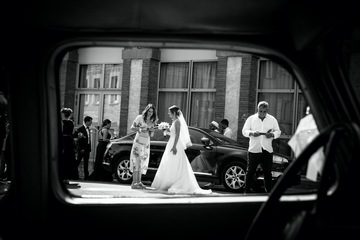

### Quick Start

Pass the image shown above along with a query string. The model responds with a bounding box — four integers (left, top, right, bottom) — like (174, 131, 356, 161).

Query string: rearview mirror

(201, 137, 213, 150)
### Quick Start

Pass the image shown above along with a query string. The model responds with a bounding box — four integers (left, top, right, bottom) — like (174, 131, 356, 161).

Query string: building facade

(60, 47, 309, 157)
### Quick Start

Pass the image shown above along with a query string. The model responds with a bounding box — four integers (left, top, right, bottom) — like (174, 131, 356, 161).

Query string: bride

(151, 105, 212, 195)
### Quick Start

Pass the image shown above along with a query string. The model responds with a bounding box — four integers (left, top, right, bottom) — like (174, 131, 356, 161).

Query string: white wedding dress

(151, 120, 212, 195)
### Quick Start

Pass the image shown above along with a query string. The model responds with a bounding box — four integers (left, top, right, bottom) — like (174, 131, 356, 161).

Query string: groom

(75, 116, 93, 180)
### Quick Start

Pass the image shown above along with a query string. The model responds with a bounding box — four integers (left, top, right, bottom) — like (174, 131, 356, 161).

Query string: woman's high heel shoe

(138, 182, 147, 189)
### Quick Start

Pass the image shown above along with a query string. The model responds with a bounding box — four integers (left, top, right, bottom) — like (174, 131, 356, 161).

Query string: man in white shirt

(242, 101, 281, 193)
(221, 119, 234, 139)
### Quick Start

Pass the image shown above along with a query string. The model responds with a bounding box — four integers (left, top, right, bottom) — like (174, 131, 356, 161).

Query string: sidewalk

(66, 175, 319, 199)
(67, 180, 236, 199)
(77, 158, 95, 179)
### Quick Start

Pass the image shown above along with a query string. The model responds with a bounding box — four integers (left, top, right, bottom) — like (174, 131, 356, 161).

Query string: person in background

(129, 104, 157, 189)
(288, 106, 324, 182)
(89, 119, 113, 182)
(75, 116, 93, 180)
(221, 119, 234, 139)
(242, 101, 281, 193)
(209, 121, 220, 133)
(60, 108, 79, 186)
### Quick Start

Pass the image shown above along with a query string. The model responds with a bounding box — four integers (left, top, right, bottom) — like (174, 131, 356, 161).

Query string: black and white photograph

(1, 0, 359, 239)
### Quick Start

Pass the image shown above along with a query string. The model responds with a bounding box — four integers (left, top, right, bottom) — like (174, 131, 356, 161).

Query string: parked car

(103, 126, 294, 192)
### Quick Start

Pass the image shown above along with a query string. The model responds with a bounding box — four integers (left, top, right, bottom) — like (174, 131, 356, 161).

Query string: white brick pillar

(224, 57, 242, 140)
(127, 59, 143, 133)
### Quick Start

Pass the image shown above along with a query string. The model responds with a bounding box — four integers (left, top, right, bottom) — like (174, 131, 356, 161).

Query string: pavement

(66, 180, 236, 199)
(1, 175, 318, 201)
(66, 175, 318, 200)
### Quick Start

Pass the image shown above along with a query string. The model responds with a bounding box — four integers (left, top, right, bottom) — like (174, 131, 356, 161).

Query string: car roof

(5, 0, 358, 52)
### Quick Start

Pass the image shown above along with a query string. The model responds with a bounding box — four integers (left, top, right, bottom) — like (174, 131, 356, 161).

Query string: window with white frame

(76, 64, 122, 132)
(157, 61, 217, 127)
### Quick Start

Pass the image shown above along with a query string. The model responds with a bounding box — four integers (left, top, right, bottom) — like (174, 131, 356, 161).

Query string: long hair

(142, 103, 157, 122)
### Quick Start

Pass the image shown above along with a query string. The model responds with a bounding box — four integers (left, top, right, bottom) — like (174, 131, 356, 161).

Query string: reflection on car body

(103, 126, 292, 192)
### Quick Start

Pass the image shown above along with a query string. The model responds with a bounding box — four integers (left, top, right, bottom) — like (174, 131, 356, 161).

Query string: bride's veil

(178, 110, 192, 149)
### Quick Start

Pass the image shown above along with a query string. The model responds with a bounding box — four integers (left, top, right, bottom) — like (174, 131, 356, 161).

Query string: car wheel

(221, 161, 246, 192)
(114, 155, 133, 184)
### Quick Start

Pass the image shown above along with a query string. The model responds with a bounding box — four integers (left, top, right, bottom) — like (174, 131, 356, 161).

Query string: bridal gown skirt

(151, 128, 211, 195)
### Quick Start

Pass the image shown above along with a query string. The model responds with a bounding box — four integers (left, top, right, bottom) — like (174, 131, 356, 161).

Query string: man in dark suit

(75, 116, 93, 180)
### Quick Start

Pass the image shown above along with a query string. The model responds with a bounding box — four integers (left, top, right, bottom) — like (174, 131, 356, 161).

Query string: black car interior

(1, 0, 359, 239)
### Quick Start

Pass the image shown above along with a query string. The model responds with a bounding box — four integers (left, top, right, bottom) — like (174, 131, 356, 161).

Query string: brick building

(60, 47, 315, 157)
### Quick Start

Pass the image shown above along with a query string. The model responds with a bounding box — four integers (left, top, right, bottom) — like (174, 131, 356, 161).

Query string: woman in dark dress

(60, 108, 78, 183)
(89, 119, 113, 181)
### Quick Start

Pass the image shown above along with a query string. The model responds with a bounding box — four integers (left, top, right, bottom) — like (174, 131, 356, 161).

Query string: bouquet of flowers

(77, 132, 84, 139)
(158, 122, 170, 136)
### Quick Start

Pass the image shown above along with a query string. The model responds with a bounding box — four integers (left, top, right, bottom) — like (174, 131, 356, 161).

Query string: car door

(146, 129, 169, 177)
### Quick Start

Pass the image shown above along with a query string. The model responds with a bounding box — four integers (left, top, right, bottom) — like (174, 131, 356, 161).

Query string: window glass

(188, 128, 206, 144)
(58, 47, 325, 199)
(151, 129, 170, 142)
(77, 94, 100, 126)
(159, 62, 189, 88)
(157, 92, 187, 122)
(259, 60, 294, 89)
(192, 62, 216, 88)
(158, 61, 216, 128)
(208, 131, 242, 146)
(190, 92, 215, 127)
(78, 64, 103, 88)
(75, 63, 122, 131)
(103, 94, 121, 131)
(104, 64, 122, 89)
(258, 93, 294, 136)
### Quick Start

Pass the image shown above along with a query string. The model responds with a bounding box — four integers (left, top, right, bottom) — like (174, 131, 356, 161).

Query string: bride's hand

(171, 146, 177, 155)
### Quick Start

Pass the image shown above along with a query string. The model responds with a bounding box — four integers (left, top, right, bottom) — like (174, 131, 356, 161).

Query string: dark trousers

(77, 150, 90, 179)
(245, 149, 273, 193)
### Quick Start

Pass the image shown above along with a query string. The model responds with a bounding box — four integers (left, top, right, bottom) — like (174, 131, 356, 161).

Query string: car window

(49, 37, 360, 204)
(208, 130, 243, 146)
(151, 129, 170, 142)
(0, 43, 328, 203)
(56, 46, 319, 198)
(200, 128, 243, 146)
(188, 129, 206, 145)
